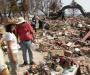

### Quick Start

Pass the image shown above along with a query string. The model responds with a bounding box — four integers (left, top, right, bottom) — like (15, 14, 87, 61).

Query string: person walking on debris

(42, 18, 50, 36)
(4, 24, 19, 75)
(31, 15, 37, 32)
(16, 17, 35, 66)
(31, 15, 41, 31)
(43, 18, 49, 30)
(0, 27, 10, 75)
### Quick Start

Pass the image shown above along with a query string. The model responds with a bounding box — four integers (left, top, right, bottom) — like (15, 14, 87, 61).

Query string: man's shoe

(21, 62, 28, 67)
(30, 61, 35, 65)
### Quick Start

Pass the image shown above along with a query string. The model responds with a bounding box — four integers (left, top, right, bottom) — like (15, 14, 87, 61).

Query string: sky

(62, 0, 90, 12)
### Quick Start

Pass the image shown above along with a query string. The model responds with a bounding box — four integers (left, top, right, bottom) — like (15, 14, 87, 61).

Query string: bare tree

(34, 0, 50, 16)
(49, 0, 61, 13)
(0, 0, 7, 16)
(8, 0, 19, 17)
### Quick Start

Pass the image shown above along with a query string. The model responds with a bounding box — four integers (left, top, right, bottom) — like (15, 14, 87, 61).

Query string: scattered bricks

(34, 18, 90, 75)
(50, 50, 64, 57)
(80, 62, 84, 66)
(81, 47, 90, 54)
(87, 64, 90, 72)
(79, 60, 90, 75)
(64, 50, 73, 57)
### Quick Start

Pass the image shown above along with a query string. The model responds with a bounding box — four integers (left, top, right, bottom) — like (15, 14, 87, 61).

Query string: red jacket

(16, 22, 35, 41)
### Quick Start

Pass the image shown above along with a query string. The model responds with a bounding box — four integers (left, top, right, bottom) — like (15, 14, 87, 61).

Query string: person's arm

(7, 41, 17, 64)
(82, 31, 90, 41)
(28, 24, 36, 39)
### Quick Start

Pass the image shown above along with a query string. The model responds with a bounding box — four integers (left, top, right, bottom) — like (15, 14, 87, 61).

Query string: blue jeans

(20, 40, 33, 63)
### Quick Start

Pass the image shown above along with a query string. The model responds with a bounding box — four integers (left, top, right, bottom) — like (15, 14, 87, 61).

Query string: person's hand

(32, 39, 36, 43)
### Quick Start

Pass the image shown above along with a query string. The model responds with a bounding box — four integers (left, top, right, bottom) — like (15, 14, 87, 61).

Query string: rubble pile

(80, 60, 90, 75)
(76, 56, 90, 75)
(32, 17, 90, 75)
(28, 51, 78, 75)
(35, 17, 90, 52)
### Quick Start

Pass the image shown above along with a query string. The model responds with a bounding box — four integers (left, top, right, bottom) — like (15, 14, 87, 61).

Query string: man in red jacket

(16, 17, 35, 66)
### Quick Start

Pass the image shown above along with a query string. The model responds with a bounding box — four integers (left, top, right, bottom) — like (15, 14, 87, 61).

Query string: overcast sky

(62, 0, 90, 12)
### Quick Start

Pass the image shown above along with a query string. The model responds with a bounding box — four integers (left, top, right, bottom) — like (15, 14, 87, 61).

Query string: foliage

(22, 0, 29, 12)
(9, 0, 19, 13)
(0, 1, 6, 13)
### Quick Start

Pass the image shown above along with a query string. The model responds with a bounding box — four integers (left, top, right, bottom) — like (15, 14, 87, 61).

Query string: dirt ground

(4, 48, 46, 75)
